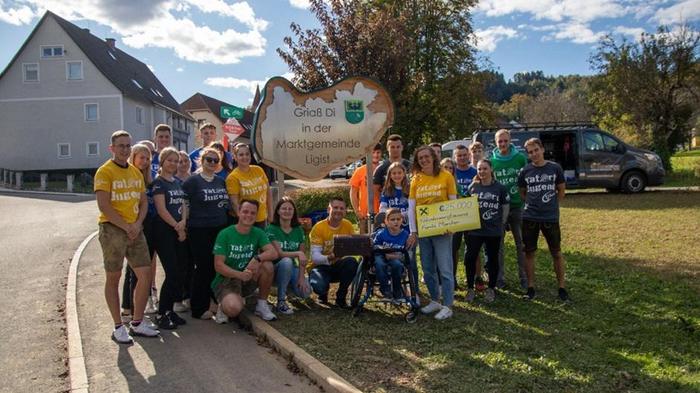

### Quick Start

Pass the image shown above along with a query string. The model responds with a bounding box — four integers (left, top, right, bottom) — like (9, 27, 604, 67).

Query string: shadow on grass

(562, 191, 700, 211)
(274, 249, 700, 393)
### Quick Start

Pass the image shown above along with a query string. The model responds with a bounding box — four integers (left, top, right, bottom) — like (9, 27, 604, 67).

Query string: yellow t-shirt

(308, 218, 355, 270)
(225, 165, 269, 222)
(409, 169, 457, 206)
(94, 160, 145, 224)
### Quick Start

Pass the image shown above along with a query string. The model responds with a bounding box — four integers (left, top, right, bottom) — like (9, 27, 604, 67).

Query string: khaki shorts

(213, 277, 258, 303)
(98, 222, 151, 272)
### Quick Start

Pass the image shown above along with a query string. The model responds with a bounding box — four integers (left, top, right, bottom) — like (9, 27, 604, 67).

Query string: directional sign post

(220, 105, 244, 120)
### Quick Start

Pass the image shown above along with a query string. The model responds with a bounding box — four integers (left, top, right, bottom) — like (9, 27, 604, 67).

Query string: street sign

(220, 105, 244, 120)
(222, 118, 246, 151)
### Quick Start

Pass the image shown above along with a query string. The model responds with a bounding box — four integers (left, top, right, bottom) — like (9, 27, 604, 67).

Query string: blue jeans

(274, 257, 311, 302)
(418, 234, 454, 306)
(309, 256, 358, 303)
(374, 255, 404, 298)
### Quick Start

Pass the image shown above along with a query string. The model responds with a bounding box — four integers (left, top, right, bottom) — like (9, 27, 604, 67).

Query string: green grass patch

(667, 151, 700, 187)
(274, 192, 700, 392)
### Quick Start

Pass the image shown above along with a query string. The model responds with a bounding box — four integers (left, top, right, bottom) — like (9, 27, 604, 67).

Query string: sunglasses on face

(203, 156, 220, 164)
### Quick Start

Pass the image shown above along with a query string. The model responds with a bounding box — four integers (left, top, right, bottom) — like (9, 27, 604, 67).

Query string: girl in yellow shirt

(408, 145, 457, 320)
(225, 143, 273, 227)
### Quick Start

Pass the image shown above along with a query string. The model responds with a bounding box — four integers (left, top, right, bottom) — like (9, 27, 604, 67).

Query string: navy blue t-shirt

(152, 176, 185, 222)
(517, 161, 565, 223)
(455, 166, 477, 197)
(182, 174, 229, 228)
(468, 180, 510, 237)
(372, 227, 409, 252)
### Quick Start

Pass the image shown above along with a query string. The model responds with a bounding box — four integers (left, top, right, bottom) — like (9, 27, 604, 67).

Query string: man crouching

(212, 199, 278, 321)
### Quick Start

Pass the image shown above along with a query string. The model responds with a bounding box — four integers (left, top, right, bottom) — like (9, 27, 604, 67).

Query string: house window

(108, 51, 117, 61)
(85, 103, 99, 122)
(23, 63, 39, 82)
(131, 79, 143, 89)
(136, 106, 144, 125)
(58, 143, 71, 158)
(66, 61, 83, 80)
(86, 142, 99, 156)
(41, 46, 64, 58)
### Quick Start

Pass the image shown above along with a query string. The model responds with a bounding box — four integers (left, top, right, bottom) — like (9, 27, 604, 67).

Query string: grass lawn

(666, 150, 700, 187)
(273, 191, 700, 393)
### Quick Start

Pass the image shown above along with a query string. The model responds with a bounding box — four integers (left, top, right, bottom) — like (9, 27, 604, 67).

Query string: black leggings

(188, 225, 226, 318)
(121, 215, 156, 311)
(153, 220, 187, 314)
(465, 234, 501, 289)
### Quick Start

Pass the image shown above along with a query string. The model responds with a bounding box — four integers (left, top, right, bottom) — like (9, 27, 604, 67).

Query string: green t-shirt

(266, 224, 305, 264)
(491, 145, 528, 208)
(211, 225, 270, 290)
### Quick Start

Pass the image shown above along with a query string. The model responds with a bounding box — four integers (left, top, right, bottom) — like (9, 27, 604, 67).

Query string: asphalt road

(0, 190, 96, 393)
(0, 190, 318, 393)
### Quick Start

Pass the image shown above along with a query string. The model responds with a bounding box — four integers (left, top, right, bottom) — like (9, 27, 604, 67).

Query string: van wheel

(621, 171, 646, 193)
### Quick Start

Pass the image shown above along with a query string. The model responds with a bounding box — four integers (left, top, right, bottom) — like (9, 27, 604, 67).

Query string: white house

(0, 10, 194, 177)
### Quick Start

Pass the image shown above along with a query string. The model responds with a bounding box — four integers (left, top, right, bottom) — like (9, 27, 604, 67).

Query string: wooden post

(365, 154, 374, 233)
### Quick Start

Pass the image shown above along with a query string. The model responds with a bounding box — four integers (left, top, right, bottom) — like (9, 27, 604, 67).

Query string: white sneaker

(255, 301, 277, 321)
(129, 321, 160, 337)
(144, 297, 157, 314)
(214, 305, 228, 324)
(276, 301, 294, 315)
(420, 300, 442, 314)
(112, 325, 133, 344)
(434, 306, 453, 320)
(173, 301, 188, 312)
(182, 298, 191, 309)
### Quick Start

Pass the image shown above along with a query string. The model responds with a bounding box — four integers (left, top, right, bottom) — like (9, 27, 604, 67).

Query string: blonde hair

(157, 147, 180, 175)
(128, 144, 152, 184)
(178, 151, 191, 177)
(382, 162, 409, 197)
(196, 147, 222, 173)
(440, 157, 455, 174)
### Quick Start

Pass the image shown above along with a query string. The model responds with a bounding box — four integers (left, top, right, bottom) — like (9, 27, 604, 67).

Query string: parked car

(473, 123, 665, 193)
(329, 165, 351, 179)
(442, 138, 473, 159)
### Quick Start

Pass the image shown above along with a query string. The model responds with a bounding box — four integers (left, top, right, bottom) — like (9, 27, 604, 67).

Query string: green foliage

(589, 25, 700, 171)
(277, 0, 491, 152)
(287, 186, 357, 222)
(666, 150, 700, 187)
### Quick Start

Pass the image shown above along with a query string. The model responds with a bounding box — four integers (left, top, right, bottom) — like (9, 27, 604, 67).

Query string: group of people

(95, 122, 569, 345)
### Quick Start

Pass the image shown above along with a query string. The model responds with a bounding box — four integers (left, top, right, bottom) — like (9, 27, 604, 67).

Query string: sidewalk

(76, 236, 319, 393)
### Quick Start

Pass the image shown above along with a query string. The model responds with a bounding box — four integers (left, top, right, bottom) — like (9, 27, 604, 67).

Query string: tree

(590, 25, 700, 170)
(277, 0, 490, 150)
(521, 89, 594, 123)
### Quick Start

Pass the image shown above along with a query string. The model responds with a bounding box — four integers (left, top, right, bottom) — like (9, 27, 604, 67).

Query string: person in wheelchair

(371, 208, 410, 301)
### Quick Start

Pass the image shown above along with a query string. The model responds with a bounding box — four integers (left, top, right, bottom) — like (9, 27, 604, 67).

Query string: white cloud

(475, 25, 519, 52)
(204, 76, 265, 92)
(1, 0, 268, 64)
(176, 67, 184, 72)
(289, 0, 309, 9)
(545, 22, 605, 44)
(613, 25, 646, 40)
(654, 0, 700, 24)
(477, 0, 626, 23)
(0, 2, 36, 25)
(182, 0, 268, 31)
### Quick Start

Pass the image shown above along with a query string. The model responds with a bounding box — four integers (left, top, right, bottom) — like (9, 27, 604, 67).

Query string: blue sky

(1, 0, 698, 108)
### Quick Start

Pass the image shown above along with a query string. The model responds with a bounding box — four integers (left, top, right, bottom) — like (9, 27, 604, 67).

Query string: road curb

(66, 231, 98, 393)
(238, 311, 363, 393)
(0, 186, 90, 197)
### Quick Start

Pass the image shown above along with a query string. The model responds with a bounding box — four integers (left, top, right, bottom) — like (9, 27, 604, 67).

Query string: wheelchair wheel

(405, 311, 417, 324)
(350, 259, 367, 309)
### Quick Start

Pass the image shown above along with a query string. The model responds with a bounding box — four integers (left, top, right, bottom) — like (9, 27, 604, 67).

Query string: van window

(584, 131, 619, 153)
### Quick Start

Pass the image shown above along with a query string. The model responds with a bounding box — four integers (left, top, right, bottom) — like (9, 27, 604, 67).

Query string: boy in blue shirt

(372, 208, 409, 300)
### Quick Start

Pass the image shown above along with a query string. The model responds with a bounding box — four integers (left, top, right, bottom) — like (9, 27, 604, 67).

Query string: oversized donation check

(416, 197, 481, 237)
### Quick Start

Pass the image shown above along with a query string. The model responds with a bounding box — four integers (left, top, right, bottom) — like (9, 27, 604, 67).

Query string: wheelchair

(333, 214, 420, 323)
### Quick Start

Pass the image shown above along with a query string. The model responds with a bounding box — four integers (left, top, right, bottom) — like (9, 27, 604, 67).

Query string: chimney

(105, 38, 116, 49)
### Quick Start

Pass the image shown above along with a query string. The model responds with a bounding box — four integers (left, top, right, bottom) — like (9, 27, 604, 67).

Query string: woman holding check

(408, 145, 458, 320)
